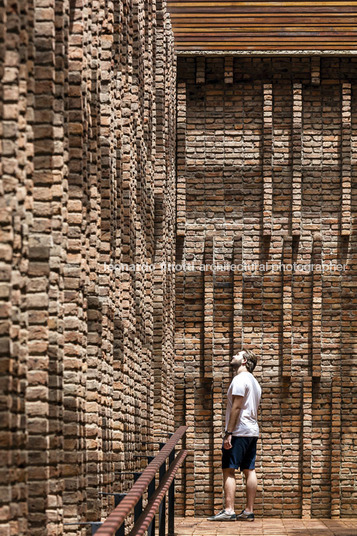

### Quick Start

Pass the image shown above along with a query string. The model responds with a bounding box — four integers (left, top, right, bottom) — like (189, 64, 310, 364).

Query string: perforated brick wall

(0, 0, 176, 533)
(175, 56, 357, 518)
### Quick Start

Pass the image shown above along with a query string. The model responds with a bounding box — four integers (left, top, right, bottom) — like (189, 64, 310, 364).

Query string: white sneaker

(207, 510, 236, 521)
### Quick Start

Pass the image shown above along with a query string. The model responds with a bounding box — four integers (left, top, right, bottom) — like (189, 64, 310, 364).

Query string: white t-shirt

(225, 371, 262, 437)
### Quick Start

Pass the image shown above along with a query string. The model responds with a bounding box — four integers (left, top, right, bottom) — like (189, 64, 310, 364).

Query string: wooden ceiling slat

(168, 0, 357, 2)
(175, 36, 357, 41)
(177, 46, 357, 50)
(168, 7, 357, 13)
(173, 28, 357, 33)
(167, 0, 357, 2)
(175, 42, 357, 47)
(167, 1, 357, 4)
(166, 0, 357, 52)
(171, 13, 357, 16)
(173, 21, 357, 25)
(178, 42, 357, 46)
(173, 27, 357, 33)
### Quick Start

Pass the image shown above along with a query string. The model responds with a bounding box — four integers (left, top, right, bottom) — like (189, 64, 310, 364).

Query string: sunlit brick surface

(176, 516, 357, 536)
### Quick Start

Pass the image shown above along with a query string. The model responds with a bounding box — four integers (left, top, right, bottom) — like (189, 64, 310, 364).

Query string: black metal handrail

(93, 425, 187, 536)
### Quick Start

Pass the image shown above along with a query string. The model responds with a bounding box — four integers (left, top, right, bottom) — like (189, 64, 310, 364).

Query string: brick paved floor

(175, 517, 357, 536)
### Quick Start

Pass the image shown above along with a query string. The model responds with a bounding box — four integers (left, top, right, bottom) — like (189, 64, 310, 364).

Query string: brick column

(176, 82, 186, 237)
(341, 82, 351, 236)
(331, 375, 341, 518)
(311, 234, 322, 378)
(292, 83, 302, 236)
(263, 83, 273, 236)
(301, 376, 312, 518)
(281, 236, 292, 378)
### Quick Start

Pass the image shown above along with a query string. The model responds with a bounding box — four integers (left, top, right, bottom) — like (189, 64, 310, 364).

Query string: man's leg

(242, 469, 257, 513)
(223, 468, 236, 514)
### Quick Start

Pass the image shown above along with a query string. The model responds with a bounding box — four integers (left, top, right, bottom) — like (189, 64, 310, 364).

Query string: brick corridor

(175, 517, 357, 536)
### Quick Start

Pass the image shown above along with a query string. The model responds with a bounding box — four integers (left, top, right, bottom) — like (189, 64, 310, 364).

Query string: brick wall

(0, 0, 176, 533)
(2, 5, 357, 528)
(175, 56, 357, 518)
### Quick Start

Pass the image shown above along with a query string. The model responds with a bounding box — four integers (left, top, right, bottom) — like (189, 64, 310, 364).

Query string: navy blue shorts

(222, 436, 258, 471)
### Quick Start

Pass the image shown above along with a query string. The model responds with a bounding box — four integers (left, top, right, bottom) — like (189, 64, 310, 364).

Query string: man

(207, 349, 262, 522)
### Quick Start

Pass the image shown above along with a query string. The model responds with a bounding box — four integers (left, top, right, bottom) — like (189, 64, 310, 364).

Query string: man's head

(230, 349, 257, 374)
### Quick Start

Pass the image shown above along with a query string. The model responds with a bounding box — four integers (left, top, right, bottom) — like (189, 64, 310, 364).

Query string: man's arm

(223, 395, 244, 450)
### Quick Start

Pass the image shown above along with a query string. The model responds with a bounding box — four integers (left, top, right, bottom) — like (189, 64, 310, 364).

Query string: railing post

(147, 456, 155, 536)
(91, 523, 103, 535)
(168, 443, 175, 536)
(99, 492, 127, 536)
(115, 494, 127, 536)
(134, 472, 143, 522)
(159, 443, 166, 536)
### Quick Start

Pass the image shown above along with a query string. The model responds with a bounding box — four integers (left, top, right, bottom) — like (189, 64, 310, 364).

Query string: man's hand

(223, 434, 232, 450)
